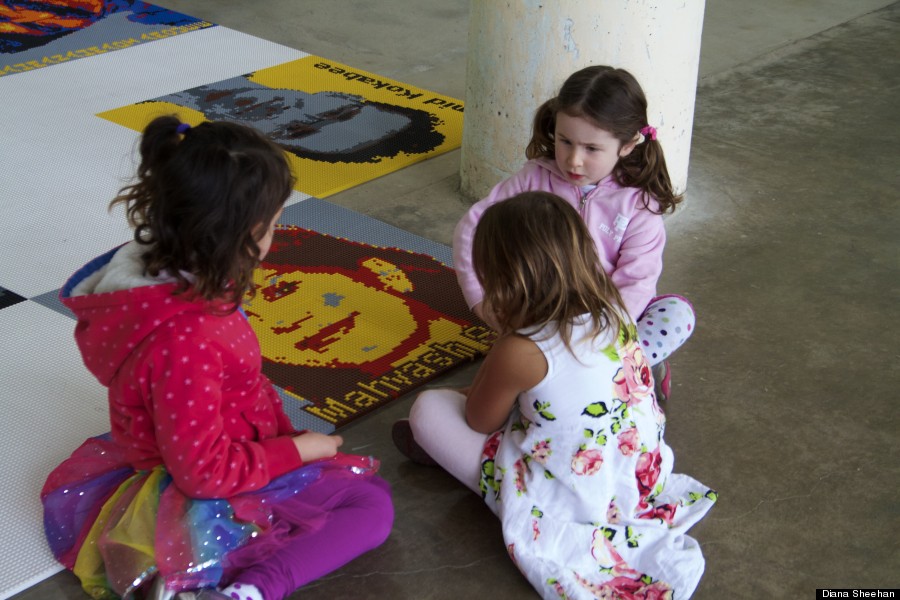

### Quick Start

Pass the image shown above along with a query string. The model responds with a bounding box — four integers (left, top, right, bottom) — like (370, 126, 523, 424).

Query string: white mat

(0, 302, 109, 598)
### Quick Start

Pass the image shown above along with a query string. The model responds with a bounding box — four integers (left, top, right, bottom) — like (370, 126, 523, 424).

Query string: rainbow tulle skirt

(41, 435, 379, 599)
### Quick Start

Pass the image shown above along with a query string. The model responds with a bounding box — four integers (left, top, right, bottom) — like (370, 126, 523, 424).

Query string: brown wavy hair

(525, 65, 682, 214)
(472, 191, 632, 351)
(109, 115, 295, 311)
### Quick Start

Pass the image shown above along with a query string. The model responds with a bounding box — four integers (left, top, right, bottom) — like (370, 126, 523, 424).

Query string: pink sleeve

(263, 379, 300, 436)
(610, 209, 666, 321)
(150, 335, 303, 499)
(452, 167, 532, 309)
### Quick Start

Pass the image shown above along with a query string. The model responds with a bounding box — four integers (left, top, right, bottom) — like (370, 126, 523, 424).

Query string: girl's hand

(292, 432, 344, 463)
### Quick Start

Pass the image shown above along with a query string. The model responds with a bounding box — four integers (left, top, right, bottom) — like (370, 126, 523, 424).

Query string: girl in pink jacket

(42, 116, 393, 600)
(453, 65, 694, 404)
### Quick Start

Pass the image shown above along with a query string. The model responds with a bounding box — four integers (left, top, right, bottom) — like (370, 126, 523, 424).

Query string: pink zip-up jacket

(453, 158, 666, 322)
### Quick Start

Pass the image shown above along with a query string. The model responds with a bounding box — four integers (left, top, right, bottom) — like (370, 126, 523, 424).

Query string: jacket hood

(60, 244, 205, 386)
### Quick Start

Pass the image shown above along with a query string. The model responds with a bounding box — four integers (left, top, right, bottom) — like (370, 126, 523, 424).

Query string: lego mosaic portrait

(98, 55, 465, 198)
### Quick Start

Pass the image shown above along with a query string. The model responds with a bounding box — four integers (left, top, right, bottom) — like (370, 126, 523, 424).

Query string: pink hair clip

(640, 125, 657, 141)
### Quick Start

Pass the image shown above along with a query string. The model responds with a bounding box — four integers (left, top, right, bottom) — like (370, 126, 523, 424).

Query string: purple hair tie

(640, 125, 657, 141)
(176, 122, 191, 134)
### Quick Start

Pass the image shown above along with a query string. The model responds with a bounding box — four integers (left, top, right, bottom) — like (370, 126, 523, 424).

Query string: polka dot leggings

(637, 294, 695, 366)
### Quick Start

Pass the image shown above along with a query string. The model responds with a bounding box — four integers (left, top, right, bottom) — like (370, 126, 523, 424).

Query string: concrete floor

(13, 1, 899, 598)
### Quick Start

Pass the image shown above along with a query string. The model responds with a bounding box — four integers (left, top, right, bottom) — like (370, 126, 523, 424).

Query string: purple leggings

(236, 475, 393, 600)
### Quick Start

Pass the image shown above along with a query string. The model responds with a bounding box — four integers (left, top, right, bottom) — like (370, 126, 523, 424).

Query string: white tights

(408, 389, 486, 494)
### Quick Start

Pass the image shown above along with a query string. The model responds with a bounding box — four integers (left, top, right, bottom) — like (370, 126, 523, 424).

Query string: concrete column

(460, 0, 706, 201)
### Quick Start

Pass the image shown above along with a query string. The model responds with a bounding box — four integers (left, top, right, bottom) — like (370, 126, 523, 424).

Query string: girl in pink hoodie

(42, 116, 393, 600)
(453, 65, 694, 404)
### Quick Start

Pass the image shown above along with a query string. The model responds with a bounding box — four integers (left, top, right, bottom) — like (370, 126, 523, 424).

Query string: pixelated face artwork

(246, 259, 421, 369)
(243, 226, 478, 375)
(242, 226, 494, 425)
(97, 57, 462, 198)
(155, 78, 445, 163)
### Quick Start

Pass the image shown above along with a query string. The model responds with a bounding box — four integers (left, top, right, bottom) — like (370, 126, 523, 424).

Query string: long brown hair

(526, 65, 682, 214)
(472, 191, 632, 350)
(110, 115, 295, 311)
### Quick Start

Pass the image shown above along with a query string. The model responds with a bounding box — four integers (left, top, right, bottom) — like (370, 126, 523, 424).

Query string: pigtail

(136, 115, 183, 180)
(616, 137, 683, 214)
(108, 115, 294, 313)
(110, 115, 184, 237)
(525, 98, 558, 160)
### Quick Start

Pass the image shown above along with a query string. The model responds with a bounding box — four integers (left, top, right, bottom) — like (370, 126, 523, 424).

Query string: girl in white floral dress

(395, 191, 717, 599)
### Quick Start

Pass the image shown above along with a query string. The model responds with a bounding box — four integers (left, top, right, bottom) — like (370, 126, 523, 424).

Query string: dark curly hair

(526, 66, 682, 214)
(109, 115, 295, 311)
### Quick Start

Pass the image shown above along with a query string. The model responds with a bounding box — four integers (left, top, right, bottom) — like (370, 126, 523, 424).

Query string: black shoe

(652, 360, 671, 410)
(391, 419, 438, 466)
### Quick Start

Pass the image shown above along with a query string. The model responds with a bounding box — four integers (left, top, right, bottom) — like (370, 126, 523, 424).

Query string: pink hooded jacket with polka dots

(60, 244, 303, 500)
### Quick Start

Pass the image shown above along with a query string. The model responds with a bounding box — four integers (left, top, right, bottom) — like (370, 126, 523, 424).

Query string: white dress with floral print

(480, 317, 716, 600)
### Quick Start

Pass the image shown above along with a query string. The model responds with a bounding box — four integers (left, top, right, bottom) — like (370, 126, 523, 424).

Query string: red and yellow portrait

(244, 226, 493, 426)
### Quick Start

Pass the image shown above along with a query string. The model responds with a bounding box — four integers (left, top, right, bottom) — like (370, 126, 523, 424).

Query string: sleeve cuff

(258, 436, 303, 478)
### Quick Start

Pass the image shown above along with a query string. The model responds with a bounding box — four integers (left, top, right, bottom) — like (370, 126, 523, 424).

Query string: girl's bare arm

(464, 334, 547, 434)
